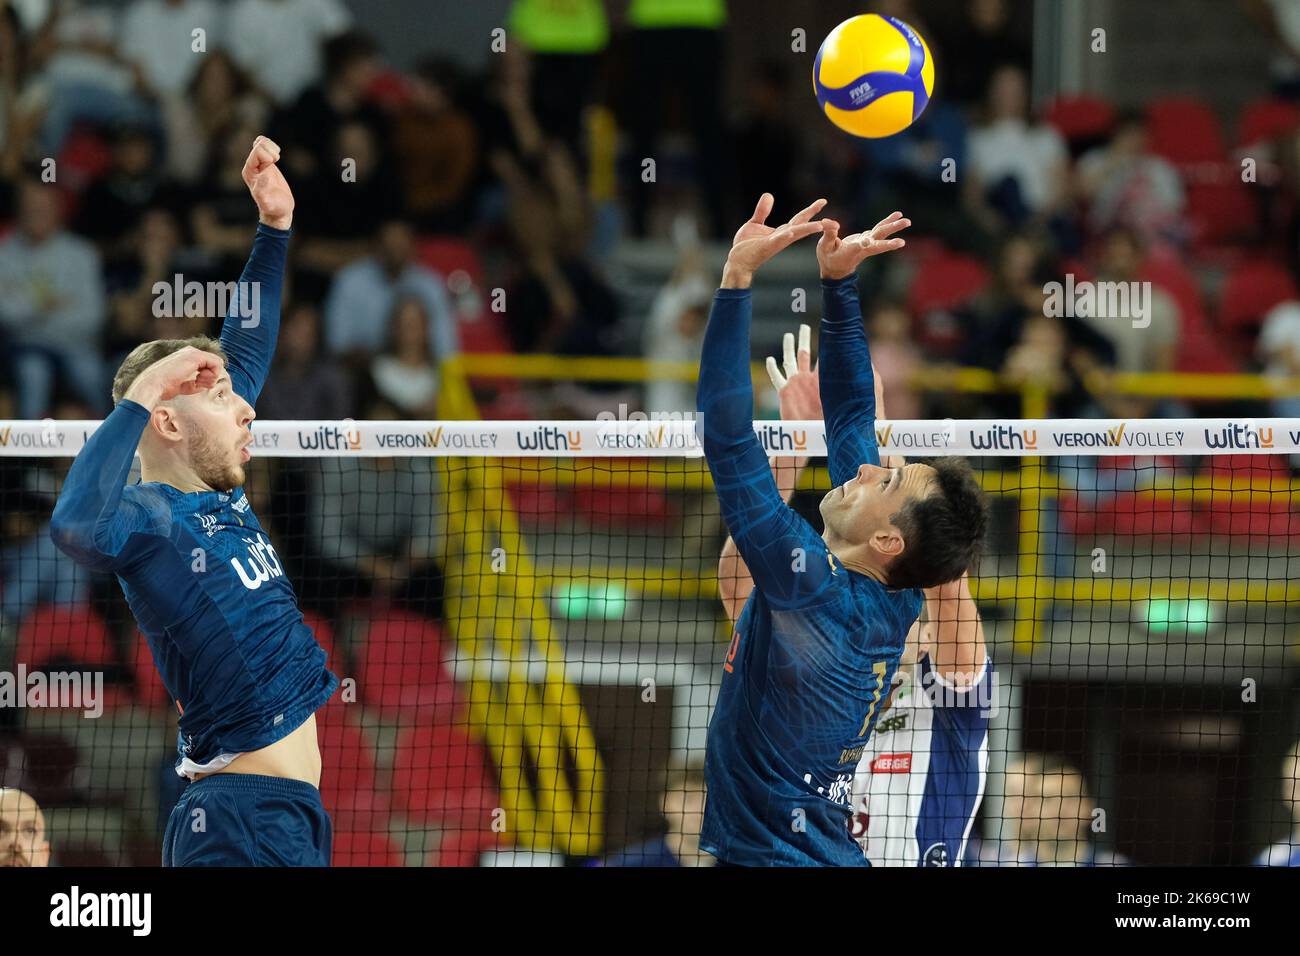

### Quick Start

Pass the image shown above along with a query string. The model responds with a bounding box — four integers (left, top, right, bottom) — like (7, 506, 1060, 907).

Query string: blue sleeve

(49, 400, 163, 571)
(219, 223, 290, 407)
(697, 288, 837, 609)
(819, 276, 880, 487)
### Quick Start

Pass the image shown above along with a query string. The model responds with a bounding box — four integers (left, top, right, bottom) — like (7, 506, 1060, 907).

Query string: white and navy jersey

(1255, 841, 1300, 866)
(851, 653, 991, 866)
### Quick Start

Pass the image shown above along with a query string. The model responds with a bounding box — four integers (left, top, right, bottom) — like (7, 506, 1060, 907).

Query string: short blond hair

(111, 336, 227, 405)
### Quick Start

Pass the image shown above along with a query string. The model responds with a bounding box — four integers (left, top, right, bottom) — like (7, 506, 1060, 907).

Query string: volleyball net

(1, 416, 1298, 866)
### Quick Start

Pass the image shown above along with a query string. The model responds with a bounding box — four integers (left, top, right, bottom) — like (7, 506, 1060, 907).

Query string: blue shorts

(163, 773, 332, 867)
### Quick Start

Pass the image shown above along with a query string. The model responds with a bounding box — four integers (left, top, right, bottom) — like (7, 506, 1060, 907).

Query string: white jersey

(851, 653, 992, 866)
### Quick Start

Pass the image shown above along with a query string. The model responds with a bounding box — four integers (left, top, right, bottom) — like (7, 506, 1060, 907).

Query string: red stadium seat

(1218, 260, 1297, 332)
(1146, 96, 1226, 167)
(1205, 453, 1289, 477)
(333, 830, 405, 867)
(390, 723, 499, 827)
(906, 251, 990, 316)
(1043, 94, 1116, 145)
(316, 710, 390, 828)
(16, 604, 116, 669)
(1237, 97, 1300, 147)
(300, 610, 340, 672)
(1140, 253, 1209, 333)
(417, 238, 512, 354)
(354, 611, 462, 719)
(1204, 498, 1300, 538)
(571, 485, 675, 528)
(1090, 492, 1205, 538)
(1186, 176, 1253, 248)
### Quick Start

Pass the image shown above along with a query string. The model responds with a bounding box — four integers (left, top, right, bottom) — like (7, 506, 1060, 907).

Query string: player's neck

(823, 535, 890, 584)
(139, 458, 215, 495)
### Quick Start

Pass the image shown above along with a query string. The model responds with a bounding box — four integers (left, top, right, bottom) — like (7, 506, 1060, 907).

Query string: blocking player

(50, 136, 339, 866)
(697, 194, 988, 865)
(718, 324, 992, 867)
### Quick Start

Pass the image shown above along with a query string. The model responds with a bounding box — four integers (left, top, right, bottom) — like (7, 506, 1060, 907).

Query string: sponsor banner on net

(2, 419, 1298, 457)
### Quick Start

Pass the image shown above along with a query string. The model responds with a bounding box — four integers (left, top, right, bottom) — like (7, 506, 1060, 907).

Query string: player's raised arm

(815, 212, 910, 486)
(699, 195, 835, 610)
(218, 135, 294, 408)
(922, 573, 988, 688)
(50, 347, 224, 570)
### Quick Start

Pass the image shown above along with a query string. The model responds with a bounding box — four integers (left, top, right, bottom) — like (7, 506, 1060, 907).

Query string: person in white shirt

(119, 0, 222, 98)
(227, 0, 351, 105)
(1255, 737, 1300, 866)
(968, 64, 1069, 230)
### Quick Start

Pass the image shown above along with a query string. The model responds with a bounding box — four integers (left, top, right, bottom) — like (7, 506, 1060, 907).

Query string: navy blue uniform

(697, 277, 923, 866)
(50, 224, 338, 866)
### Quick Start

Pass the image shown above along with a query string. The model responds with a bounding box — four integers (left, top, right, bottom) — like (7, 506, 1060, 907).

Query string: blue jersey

(50, 224, 338, 775)
(696, 279, 923, 866)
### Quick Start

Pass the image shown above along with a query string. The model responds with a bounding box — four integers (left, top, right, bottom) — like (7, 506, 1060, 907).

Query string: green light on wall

(1141, 598, 1216, 636)
(553, 582, 628, 619)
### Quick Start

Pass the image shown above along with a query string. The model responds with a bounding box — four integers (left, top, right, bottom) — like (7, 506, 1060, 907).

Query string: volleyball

(812, 14, 935, 139)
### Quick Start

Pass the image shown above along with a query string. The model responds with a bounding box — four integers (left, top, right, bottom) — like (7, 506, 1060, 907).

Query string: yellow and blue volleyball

(812, 14, 935, 139)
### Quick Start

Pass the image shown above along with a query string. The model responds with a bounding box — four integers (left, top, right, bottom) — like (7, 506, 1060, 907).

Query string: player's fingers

(797, 323, 812, 373)
(788, 197, 827, 227)
(872, 216, 912, 239)
(749, 192, 774, 225)
(254, 135, 282, 160)
(765, 355, 787, 392)
(782, 331, 798, 379)
(769, 221, 823, 250)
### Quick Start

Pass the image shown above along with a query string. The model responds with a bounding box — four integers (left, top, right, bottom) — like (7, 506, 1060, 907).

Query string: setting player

(697, 195, 988, 866)
(50, 136, 339, 866)
(718, 324, 992, 867)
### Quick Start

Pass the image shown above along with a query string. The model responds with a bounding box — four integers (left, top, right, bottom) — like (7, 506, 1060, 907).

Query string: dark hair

(886, 457, 987, 589)
(323, 30, 378, 82)
(112, 336, 227, 404)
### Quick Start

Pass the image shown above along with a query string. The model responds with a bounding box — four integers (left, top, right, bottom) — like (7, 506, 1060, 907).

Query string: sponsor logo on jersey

(922, 842, 951, 866)
(231, 493, 250, 514)
(873, 713, 909, 736)
(194, 513, 222, 537)
(230, 532, 284, 590)
(838, 743, 866, 766)
(869, 752, 912, 773)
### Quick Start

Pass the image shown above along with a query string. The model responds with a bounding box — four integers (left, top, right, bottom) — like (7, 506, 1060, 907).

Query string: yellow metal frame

(434, 353, 1300, 851)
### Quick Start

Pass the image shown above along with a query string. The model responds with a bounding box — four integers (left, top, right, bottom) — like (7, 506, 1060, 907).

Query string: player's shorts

(162, 772, 332, 867)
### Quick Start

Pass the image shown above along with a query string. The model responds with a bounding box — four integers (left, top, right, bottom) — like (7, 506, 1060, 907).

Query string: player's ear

(150, 403, 186, 444)
(871, 527, 905, 558)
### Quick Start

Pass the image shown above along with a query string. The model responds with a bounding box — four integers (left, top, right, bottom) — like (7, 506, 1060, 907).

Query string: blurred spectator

(642, 249, 710, 415)
(392, 59, 481, 233)
(368, 296, 442, 419)
(1075, 110, 1186, 250)
(601, 758, 712, 867)
(294, 120, 402, 286)
(189, 116, 270, 276)
(102, 206, 214, 364)
(164, 50, 268, 185)
(0, 789, 51, 867)
(968, 64, 1069, 233)
(1256, 737, 1300, 865)
(624, 0, 728, 237)
(1244, 0, 1300, 99)
(75, 122, 182, 253)
(119, 0, 222, 98)
(0, 3, 40, 186)
(1258, 299, 1300, 467)
(307, 396, 444, 619)
(730, 59, 797, 226)
(270, 29, 387, 182)
(1076, 227, 1179, 375)
(508, 0, 608, 158)
(959, 232, 1054, 368)
(866, 301, 922, 421)
(0, 179, 106, 418)
(227, 0, 352, 106)
(1000, 310, 1113, 419)
(25, 0, 163, 157)
(258, 300, 353, 421)
(936, 0, 1031, 109)
(504, 149, 620, 355)
(323, 220, 456, 364)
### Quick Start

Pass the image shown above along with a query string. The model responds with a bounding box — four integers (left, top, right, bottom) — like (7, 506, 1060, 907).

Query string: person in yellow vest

(508, 0, 610, 160)
(624, 0, 728, 238)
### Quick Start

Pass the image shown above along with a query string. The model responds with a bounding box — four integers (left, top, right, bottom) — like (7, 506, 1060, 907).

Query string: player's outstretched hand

(766, 323, 823, 422)
(722, 193, 826, 289)
(123, 346, 224, 410)
(816, 211, 911, 280)
(242, 135, 294, 230)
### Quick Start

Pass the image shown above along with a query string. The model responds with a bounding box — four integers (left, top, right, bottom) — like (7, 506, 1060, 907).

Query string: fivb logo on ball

(813, 14, 934, 139)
